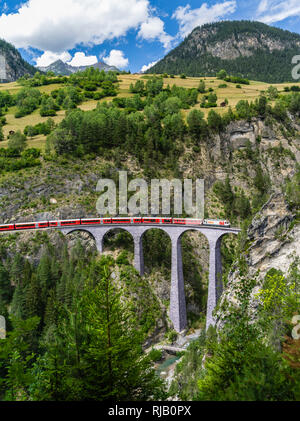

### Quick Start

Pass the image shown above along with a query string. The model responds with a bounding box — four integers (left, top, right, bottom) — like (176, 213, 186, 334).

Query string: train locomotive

(0, 218, 230, 232)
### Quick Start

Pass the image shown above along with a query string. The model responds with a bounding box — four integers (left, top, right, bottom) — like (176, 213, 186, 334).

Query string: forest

(148, 21, 300, 83)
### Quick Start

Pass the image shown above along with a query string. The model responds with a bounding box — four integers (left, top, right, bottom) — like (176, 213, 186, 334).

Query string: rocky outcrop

(216, 193, 299, 328)
(0, 39, 36, 82)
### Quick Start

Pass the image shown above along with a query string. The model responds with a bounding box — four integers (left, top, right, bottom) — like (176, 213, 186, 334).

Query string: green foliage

(285, 167, 300, 210)
(196, 274, 299, 401)
(130, 80, 145, 95)
(0, 316, 40, 400)
(197, 80, 206, 93)
(217, 69, 227, 79)
(28, 256, 166, 401)
(7, 130, 27, 153)
(14, 87, 41, 118)
(147, 21, 300, 83)
(24, 118, 55, 137)
(213, 177, 251, 221)
(266, 85, 279, 100)
(149, 348, 163, 362)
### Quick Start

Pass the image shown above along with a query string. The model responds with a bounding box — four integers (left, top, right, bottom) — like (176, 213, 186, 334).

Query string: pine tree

(0, 264, 12, 304)
(31, 257, 166, 401)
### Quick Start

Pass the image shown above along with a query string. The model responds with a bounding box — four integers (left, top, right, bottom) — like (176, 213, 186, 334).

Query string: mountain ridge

(147, 20, 300, 83)
(37, 59, 119, 75)
(0, 38, 37, 82)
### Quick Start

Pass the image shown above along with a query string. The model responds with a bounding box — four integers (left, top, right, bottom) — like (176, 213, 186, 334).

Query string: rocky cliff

(0, 39, 36, 82)
(216, 192, 299, 329)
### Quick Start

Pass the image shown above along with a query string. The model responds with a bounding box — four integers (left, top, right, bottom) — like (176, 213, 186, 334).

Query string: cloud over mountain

(0, 0, 150, 52)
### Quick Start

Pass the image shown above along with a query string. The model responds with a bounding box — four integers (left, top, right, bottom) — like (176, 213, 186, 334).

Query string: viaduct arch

(60, 225, 240, 332)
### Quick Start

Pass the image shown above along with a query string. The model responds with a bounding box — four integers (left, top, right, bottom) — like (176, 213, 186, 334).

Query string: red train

(0, 218, 230, 232)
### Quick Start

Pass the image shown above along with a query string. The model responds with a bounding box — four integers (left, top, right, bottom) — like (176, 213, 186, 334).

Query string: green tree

(198, 80, 206, 93)
(207, 110, 223, 132)
(217, 69, 227, 79)
(187, 109, 207, 142)
(30, 257, 166, 401)
(0, 316, 39, 400)
(7, 131, 27, 154)
(0, 125, 4, 142)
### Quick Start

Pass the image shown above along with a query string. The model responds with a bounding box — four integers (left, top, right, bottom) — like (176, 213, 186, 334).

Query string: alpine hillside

(147, 21, 300, 83)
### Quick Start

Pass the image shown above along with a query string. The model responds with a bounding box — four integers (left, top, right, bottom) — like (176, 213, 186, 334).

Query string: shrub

(149, 348, 163, 362)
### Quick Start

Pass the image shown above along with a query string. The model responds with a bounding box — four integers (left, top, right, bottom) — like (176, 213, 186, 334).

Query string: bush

(149, 348, 163, 362)
(167, 330, 178, 343)
(7, 131, 27, 153)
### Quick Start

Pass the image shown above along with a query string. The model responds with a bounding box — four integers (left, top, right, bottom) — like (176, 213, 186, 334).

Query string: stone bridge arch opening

(179, 229, 210, 328)
(142, 228, 172, 275)
(63, 228, 100, 257)
(102, 227, 134, 263)
(218, 232, 239, 284)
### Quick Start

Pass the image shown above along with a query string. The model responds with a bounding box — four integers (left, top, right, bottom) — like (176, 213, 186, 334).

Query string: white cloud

(172, 1, 237, 39)
(257, 0, 300, 23)
(103, 50, 129, 69)
(67, 52, 97, 67)
(0, 0, 150, 52)
(35, 51, 72, 67)
(140, 59, 159, 72)
(138, 17, 173, 49)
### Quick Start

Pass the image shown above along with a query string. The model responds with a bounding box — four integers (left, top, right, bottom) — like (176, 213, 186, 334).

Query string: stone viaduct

(59, 224, 240, 332)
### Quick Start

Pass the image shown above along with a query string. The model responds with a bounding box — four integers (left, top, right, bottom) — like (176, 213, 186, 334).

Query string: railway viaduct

(59, 224, 240, 332)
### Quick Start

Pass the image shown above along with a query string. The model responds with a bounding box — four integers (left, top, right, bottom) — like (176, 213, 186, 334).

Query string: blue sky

(1, 0, 300, 72)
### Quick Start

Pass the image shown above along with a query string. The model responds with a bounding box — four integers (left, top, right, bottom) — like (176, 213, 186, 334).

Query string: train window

(0, 225, 13, 230)
(15, 224, 36, 229)
(81, 219, 101, 224)
(60, 221, 80, 225)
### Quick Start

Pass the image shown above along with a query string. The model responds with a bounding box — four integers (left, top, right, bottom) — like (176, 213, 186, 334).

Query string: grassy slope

(1, 74, 300, 150)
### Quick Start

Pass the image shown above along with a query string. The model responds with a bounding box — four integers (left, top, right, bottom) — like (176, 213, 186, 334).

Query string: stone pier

(61, 225, 240, 332)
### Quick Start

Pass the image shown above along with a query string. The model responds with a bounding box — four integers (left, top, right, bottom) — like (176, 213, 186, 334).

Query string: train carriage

(59, 219, 81, 227)
(15, 222, 37, 230)
(0, 224, 15, 231)
(80, 218, 101, 225)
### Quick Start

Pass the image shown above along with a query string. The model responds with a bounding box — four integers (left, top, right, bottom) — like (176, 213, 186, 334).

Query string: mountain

(0, 38, 37, 82)
(37, 59, 119, 75)
(147, 20, 300, 83)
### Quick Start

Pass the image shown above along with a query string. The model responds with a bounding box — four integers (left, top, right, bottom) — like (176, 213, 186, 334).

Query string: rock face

(0, 39, 36, 82)
(148, 20, 300, 82)
(215, 193, 299, 328)
(247, 194, 299, 276)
